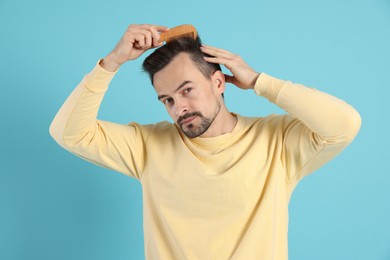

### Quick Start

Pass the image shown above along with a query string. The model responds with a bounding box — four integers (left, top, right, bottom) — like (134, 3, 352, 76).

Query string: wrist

(100, 54, 121, 72)
(249, 72, 261, 90)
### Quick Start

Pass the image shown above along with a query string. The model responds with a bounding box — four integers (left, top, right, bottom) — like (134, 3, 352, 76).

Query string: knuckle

(141, 24, 152, 29)
(233, 54, 242, 61)
(124, 32, 134, 42)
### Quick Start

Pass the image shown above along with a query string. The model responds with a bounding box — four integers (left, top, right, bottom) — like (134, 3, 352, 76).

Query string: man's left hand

(201, 45, 260, 90)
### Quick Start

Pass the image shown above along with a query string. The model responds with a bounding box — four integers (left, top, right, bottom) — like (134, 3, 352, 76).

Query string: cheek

(165, 107, 178, 121)
(199, 91, 220, 108)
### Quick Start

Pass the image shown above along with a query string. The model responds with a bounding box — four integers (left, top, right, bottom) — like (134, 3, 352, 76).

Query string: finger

(203, 56, 230, 65)
(200, 45, 234, 58)
(134, 24, 169, 31)
(203, 56, 218, 63)
(224, 74, 234, 82)
(154, 25, 170, 32)
(144, 31, 152, 48)
(204, 56, 236, 72)
(131, 28, 154, 48)
(224, 74, 240, 86)
(201, 47, 234, 61)
(123, 30, 135, 44)
(137, 24, 169, 44)
(137, 24, 170, 32)
(201, 44, 230, 52)
(131, 26, 165, 47)
(133, 33, 146, 48)
(138, 29, 153, 48)
(148, 26, 162, 46)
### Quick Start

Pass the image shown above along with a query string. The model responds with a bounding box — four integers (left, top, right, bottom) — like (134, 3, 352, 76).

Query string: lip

(180, 116, 197, 125)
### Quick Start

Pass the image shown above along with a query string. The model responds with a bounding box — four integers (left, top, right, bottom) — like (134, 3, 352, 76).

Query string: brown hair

(142, 36, 221, 85)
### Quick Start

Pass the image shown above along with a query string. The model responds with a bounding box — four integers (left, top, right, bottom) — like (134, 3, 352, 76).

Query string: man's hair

(142, 36, 222, 85)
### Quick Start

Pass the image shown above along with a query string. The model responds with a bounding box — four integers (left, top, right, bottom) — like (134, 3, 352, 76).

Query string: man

(49, 24, 361, 259)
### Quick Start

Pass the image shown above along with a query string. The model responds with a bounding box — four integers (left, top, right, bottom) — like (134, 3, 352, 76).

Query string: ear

(211, 70, 226, 95)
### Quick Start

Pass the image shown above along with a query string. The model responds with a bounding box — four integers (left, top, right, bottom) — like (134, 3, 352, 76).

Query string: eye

(183, 87, 193, 94)
(163, 97, 174, 105)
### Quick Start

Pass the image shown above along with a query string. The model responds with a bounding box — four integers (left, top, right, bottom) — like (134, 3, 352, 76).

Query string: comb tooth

(168, 32, 195, 42)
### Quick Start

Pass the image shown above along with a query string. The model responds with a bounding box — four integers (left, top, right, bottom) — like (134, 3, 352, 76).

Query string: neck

(200, 106, 237, 138)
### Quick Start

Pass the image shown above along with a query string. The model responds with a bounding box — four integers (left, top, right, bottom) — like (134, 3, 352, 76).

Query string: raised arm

(201, 44, 361, 183)
(49, 24, 169, 179)
(254, 72, 361, 182)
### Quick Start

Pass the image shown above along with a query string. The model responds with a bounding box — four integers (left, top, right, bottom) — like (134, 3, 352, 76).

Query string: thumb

(224, 74, 240, 86)
(224, 74, 235, 83)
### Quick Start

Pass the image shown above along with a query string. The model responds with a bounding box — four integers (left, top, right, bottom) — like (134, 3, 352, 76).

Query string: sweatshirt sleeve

(254, 73, 361, 184)
(49, 61, 148, 180)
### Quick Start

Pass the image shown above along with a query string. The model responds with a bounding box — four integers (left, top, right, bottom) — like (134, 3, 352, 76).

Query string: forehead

(153, 53, 208, 93)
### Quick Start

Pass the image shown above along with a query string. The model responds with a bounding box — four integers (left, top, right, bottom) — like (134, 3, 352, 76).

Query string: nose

(174, 99, 189, 117)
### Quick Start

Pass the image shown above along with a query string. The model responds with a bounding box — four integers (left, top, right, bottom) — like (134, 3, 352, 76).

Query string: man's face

(153, 53, 224, 138)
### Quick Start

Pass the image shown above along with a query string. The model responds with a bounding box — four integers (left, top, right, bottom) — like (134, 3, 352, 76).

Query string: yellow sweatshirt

(49, 61, 361, 260)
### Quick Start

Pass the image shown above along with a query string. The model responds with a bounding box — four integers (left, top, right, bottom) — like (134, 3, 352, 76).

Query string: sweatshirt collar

(183, 113, 245, 147)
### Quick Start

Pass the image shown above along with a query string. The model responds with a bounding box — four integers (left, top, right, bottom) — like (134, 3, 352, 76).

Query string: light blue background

(0, 0, 389, 259)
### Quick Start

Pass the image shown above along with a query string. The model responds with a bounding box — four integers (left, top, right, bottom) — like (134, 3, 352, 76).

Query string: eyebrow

(157, 80, 193, 101)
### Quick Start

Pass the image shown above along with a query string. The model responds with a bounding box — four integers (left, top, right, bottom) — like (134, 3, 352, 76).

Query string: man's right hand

(100, 24, 170, 72)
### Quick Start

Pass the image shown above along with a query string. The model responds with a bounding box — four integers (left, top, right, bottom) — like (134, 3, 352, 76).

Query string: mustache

(177, 112, 203, 125)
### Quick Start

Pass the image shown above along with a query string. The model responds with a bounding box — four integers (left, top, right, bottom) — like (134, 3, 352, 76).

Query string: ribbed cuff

(83, 59, 118, 93)
(253, 73, 286, 103)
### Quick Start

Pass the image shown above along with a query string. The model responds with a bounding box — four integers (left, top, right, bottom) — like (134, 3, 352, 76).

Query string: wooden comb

(159, 24, 198, 43)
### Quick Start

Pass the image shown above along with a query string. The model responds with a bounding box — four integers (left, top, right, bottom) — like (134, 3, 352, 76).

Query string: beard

(178, 105, 221, 138)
